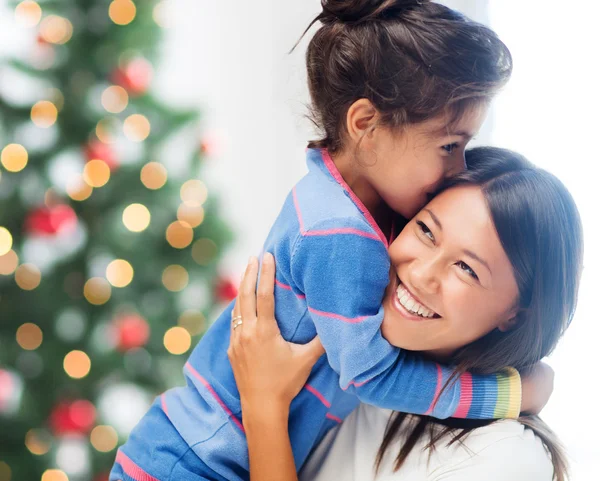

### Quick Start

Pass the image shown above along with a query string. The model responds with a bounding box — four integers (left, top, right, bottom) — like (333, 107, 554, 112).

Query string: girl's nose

(410, 257, 440, 295)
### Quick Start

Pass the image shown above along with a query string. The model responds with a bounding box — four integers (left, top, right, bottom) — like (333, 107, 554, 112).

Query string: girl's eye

(416, 221, 435, 242)
(456, 261, 479, 281)
(442, 142, 459, 154)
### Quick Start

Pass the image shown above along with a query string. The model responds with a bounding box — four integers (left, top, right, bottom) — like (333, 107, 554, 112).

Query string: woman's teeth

(396, 284, 436, 318)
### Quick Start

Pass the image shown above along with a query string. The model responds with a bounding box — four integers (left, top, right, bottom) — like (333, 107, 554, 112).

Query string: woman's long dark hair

(375, 147, 584, 481)
(299, 0, 512, 152)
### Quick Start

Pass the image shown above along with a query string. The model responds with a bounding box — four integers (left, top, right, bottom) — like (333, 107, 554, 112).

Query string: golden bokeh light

(191, 238, 218, 266)
(162, 265, 188, 292)
(31, 100, 58, 128)
(122, 203, 151, 232)
(39, 15, 73, 45)
(140, 162, 167, 190)
(25, 429, 51, 455)
(163, 326, 191, 355)
(0, 461, 10, 481)
(48, 88, 64, 111)
(83, 277, 111, 305)
(63, 350, 91, 379)
(0, 227, 13, 256)
(66, 174, 93, 201)
(177, 204, 204, 228)
(109, 0, 136, 26)
(1, 143, 28, 172)
(0, 249, 19, 275)
(180, 179, 208, 206)
(90, 425, 118, 452)
(83, 159, 110, 187)
(101, 85, 129, 114)
(16, 323, 43, 350)
(15, 263, 41, 290)
(41, 469, 68, 481)
(178, 310, 206, 336)
(123, 114, 151, 142)
(166, 221, 193, 249)
(106, 259, 134, 287)
(95, 117, 120, 144)
(15, 1, 42, 27)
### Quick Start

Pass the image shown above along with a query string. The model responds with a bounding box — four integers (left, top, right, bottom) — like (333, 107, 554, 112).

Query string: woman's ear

(345, 99, 379, 145)
(498, 310, 521, 332)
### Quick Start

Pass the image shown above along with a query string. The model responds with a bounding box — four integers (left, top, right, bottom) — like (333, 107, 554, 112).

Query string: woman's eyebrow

(425, 208, 442, 230)
(463, 249, 492, 276)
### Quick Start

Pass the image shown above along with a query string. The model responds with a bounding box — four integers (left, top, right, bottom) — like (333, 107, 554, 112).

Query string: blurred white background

(1, 0, 598, 479)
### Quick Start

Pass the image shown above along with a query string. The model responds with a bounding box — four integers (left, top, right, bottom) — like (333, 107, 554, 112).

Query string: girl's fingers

(239, 256, 259, 324)
(257, 252, 276, 322)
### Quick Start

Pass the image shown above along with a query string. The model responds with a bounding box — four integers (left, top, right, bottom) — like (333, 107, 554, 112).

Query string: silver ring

(231, 315, 242, 324)
(232, 319, 243, 330)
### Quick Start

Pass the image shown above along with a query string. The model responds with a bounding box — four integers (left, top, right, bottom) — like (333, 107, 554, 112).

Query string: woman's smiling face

(382, 185, 520, 358)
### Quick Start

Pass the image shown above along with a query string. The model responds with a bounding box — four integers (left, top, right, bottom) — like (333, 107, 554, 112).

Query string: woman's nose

(410, 258, 440, 294)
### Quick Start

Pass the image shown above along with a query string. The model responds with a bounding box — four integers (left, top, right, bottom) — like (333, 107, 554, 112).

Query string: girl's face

(364, 105, 488, 219)
(381, 185, 520, 358)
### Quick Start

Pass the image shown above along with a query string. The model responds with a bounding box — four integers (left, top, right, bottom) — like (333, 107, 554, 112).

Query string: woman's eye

(416, 221, 434, 242)
(456, 261, 479, 281)
(442, 142, 459, 154)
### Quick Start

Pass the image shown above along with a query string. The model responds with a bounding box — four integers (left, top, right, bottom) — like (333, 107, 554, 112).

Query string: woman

(228, 147, 582, 481)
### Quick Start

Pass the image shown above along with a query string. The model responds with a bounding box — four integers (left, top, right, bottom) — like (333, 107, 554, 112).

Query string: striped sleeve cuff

(452, 367, 522, 419)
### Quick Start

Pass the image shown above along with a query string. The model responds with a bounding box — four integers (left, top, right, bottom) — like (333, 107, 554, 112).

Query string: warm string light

(15, 263, 42, 290)
(177, 204, 204, 228)
(63, 350, 91, 379)
(14, 1, 42, 28)
(16, 323, 43, 350)
(163, 326, 191, 355)
(90, 425, 118, 452)
(83, 159, 110, 188)
(0, 227, 13, 256)
(122, 203, 151, 232)
(66, 174, 93, 201)
(162, 265, 188, 292)
(101, 85, 129, 113)
(140, 162, 167, 190)
(41, 469, 68, 481)
(25, 429, 51, 455)
(166, 221, 193, 249)
(106, 259, 134, 287)
(1, 143, 28, 172)
(191, 238, 218, 266)
(109, 0, 137, 26)
(31, 100, 57, 128)
(39, 15, 73, 45)
(180, 180, 208, 206)
(123, 114, 151, 142)
(95, 117, 121, 144)
(83, 277, 111, 305)
(0, 250, 19, 275)
(0, 462, 11, 481)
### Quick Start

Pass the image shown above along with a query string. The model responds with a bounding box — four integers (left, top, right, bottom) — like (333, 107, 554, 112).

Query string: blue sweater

(111, 149, 521, 481)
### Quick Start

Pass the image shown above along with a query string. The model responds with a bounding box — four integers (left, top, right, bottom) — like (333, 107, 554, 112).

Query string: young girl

(229, 147, 582, 481)
(110, 2, 550, 480)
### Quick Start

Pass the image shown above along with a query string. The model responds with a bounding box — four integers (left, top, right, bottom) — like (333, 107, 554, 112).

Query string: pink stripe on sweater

(292, 186, 305, 232)
(275, 279, 306, 299)
(424, 364, 443, 416)
(321, 149, 388, 247)
(305, 383, 331, 408)
(308, 306, 368, 324)
(160, 393, 169, 418)
(185, 362, 245, 432)
(342, 378, 371, 391)
(326, 413, 343, 423)
(116, 450, 160, 481)
(304, 227, 380, 241)
(453, 372, 473, 418)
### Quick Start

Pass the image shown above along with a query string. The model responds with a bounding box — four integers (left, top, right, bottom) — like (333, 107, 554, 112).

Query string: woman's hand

(228, 253, 325, 418)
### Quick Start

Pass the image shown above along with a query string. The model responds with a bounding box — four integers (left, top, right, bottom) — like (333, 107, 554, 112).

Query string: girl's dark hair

(375, 147, 584, 481)
(301, 0, 512, 152)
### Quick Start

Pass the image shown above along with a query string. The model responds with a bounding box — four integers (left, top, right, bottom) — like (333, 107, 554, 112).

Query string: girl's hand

(228, 253, 325, 420)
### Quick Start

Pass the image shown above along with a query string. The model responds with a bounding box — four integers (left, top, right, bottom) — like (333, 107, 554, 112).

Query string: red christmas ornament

(49, 400, 96, 436)
(115, 314, 150, 352)
(111, 57, 153, 97)
(25, 204, 77, 236)
(84, 140, 119, 171)
(216, 277, 238, 302)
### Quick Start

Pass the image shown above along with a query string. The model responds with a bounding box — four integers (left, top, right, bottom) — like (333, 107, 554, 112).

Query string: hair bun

(320, 0, 427, 24)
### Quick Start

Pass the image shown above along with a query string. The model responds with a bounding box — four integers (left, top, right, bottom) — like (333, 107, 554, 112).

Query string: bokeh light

(109, 0, 136, 26)
(163, 327, 191, 355)
(48, 88, 64, 111)
(122, 203, 150, 232)
(15, 263, 42, 290)
(162, 265, 188, 292)
(177, 204, 204, 228)
(83, 159, 110, 187)
(15, 1, 42, 28)
(106, 259, 134, 287)
(166, 221, 193, 249)
(0, 227, 13, 256)
(178, 310, 206, 336)
(191, 238, 218, 266)
(83, 277, 111, 305)
(95, 117, 121, 144)
(1, 143, 28, 172)
(153, 1, 173, 28)
(90, 425, 118, 452)
(0, 250, 19, 275)
(41, 469, 68, 481)
(0, 462, 10, 481)
(180, 179, 208, 206)
(31, 100, 58, 128)
(39, 15, 73, 45)
(25, 429, 51, 455)
(123, 114, 150, 142)
(63, 350, 91, 379)
(16, 323, 43, 350)
(101, 85, 129, 113)
(66, 174, 93, 201)
(140, 162, 167, 190)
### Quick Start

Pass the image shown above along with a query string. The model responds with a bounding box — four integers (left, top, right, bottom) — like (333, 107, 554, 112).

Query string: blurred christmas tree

(0, 1, 234, 480)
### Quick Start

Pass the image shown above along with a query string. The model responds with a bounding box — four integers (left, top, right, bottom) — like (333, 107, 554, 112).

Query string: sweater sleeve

(290, 218, 521, 419)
